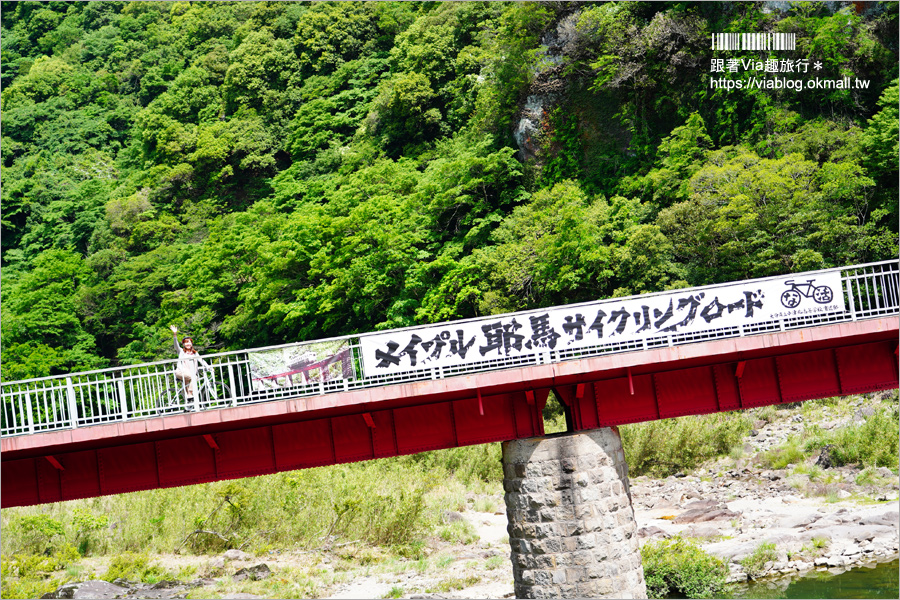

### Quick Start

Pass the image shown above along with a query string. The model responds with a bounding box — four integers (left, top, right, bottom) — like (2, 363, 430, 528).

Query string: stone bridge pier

(502, 428, 647, 599)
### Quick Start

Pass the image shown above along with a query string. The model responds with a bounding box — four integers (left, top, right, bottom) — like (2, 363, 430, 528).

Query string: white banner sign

(360, 272, 844, 377)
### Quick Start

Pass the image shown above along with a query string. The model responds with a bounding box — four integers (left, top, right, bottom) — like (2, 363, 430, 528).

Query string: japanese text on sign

(359, 273, 844, 377)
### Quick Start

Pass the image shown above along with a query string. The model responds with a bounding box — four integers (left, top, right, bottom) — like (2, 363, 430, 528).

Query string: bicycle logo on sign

(780, 279, 834, 308)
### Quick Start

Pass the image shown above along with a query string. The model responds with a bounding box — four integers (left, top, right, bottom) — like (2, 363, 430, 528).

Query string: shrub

(102, 552, 170, 583)
(0, 574, 61, 600)
(12, 514, 66, 555)
(623, 412, 751, 477)
(760, 437, 807, 469)
(641, 536, 728, 599)
(740, 542, 777, 579)
(803, 407, 899, 469)
(437, 520, 479, 545)
(71, 508, 109, 556)
(0, 545, 79, 579)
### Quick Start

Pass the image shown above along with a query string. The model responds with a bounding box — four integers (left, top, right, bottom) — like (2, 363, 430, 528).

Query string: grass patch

(792, 463, 823, 480)
(641, 536, 728, 599)
(435, 554, 455, 568)
(382, 585, 404, 599)
(437, 520, 479, 545)
(760, 437, 806, 469)
(802, 406, 900, 469)
(485, 555, 505, 570)
(855, 467, 880, 486)
(622, 412, 751, 477)
(102, 552, 171, 584)
(426, 575, 481, 593)
(803, 536, 829, 555)
(740, 542, 777, 579)
(472, 496, 499, 513)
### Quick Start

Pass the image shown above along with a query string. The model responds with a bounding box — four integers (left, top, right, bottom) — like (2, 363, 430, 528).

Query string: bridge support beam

(502, 429, 646, 599)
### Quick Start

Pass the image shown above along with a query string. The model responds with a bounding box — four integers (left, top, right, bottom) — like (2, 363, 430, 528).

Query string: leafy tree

(658, 147, 896, 284)
(478, 181, 683, 314)
(1, 249, 106, 379)
(619, 112, 712, 207)
(0, 1, 896, 381)
(223, 29, 301, 133)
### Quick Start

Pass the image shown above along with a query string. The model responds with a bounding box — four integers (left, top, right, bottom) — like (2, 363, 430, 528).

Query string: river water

(733, 559, 899, 599)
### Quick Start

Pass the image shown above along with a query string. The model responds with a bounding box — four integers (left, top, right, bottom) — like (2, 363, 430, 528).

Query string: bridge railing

(2, 260, 897, 438)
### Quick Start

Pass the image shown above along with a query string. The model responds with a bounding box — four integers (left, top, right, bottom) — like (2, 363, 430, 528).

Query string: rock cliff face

(513, 11, 580, 162)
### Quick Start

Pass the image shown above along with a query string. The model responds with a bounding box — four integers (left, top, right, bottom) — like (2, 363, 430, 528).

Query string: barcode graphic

(712, 33, 796, 51)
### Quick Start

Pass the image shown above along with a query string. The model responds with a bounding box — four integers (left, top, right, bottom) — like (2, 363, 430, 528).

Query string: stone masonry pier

(502, 428, 647, 598)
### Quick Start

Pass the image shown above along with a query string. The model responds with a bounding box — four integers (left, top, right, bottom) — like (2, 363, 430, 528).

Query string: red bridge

(2, 261, 897, 507)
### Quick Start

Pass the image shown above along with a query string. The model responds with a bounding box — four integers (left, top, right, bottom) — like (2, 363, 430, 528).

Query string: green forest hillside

(2, 1, 898, 381)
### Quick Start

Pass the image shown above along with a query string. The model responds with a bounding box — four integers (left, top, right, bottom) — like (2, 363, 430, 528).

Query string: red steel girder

(2, 318, 896, 508)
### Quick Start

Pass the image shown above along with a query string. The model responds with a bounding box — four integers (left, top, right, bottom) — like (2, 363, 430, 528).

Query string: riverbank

(14, 393, 900, 599)
(632, 394, 900, 586)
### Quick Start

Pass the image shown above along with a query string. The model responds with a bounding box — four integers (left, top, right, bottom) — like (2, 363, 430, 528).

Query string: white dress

(174, 335, 209, 399)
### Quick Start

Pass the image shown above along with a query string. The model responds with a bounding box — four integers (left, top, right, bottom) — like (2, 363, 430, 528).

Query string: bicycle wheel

(812, 286, 833, 304)
(781, 290, 801, 308)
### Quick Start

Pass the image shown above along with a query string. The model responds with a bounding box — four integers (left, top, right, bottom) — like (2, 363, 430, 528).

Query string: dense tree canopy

(2, 1, 897, 379)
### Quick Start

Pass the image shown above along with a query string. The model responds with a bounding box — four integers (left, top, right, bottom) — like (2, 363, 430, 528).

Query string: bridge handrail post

(25, 391, 35, 434)
(845, 275, 858, 321)
(65, 377, 79, 429)
(228, 363, 238, 407)
(117, 378, 128, 421)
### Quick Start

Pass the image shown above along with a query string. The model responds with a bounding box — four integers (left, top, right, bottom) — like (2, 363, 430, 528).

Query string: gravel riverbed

(42, 396, 899, 599)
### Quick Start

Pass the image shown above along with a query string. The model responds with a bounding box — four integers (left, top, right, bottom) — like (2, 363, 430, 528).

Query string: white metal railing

(2, 260, 897, 438)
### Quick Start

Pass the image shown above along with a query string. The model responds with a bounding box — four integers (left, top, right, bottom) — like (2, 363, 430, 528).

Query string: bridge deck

(2, 261, 897, 507)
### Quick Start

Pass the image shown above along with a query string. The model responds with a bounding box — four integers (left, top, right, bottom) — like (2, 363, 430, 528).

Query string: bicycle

(154, 367, 232, 413)
(780, 279, 834, 308)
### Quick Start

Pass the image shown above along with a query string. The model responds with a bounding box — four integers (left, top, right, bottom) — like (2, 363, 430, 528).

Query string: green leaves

(1, 3, 896, 381)
(641, 536, 728, 599)
(476, 181, 682, 314)
(658, 145, 896, 284)
(1, 249, 106, 379)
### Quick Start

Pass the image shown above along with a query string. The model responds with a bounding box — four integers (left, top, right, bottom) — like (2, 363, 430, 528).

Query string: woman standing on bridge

(170, 325, 209, 405)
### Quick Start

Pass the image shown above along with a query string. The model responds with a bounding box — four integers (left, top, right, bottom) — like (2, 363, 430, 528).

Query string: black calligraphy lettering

(448, 330, 476, 359)
(727, 298, 745, 313)
(587, 309, 607, 338)
(700, 297, 727, 323)
(529, 313, 561, 349)
(607, 307, 630, 336)
(420, 331, 449, 360)
(401, 334, 423, 366)
(479, 320, 525, 356)
(374, 341, 401, 368)
(672, 292, 705, 329)
(653, 299, 675, 330)
(743, 290, 764, 317)
(562, 314, 586, 342)
(635, 306, 652, 333)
